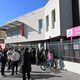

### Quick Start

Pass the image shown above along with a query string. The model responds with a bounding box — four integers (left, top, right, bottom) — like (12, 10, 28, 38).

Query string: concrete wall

(64, 61, 80, 74)
(44, 0, 60, 39)
(5, 36, 27, 43)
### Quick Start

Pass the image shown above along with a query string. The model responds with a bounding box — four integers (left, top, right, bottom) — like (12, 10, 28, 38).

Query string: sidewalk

(0, 65, 80, 80)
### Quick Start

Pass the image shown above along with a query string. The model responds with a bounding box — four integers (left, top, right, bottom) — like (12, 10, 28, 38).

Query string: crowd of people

(0, 46, 64, 80)
(0, 47, 31, 80)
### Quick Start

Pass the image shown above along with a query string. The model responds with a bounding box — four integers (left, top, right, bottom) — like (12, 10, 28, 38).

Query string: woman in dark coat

(21, 47, 31, 80)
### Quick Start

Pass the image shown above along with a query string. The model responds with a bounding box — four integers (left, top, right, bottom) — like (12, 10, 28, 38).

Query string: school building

(0, 0, 80, 74)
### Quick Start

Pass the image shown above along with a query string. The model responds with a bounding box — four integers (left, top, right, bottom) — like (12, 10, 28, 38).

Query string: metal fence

(48, 42, 80, 63)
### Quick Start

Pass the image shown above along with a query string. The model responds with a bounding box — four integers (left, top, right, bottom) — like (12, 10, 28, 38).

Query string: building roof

(0, 21, 23, 31)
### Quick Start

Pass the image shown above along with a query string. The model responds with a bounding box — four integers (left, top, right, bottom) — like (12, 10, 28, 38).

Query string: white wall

(44, 0, 73, 38)
(64, 61, 80, 74)
(17, 8, 45, 42)
(5, 36, 27, 43)
(44, 0, 60, 39)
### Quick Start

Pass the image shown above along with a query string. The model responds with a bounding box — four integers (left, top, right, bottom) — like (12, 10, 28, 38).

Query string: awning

(0, 21, 23, 31)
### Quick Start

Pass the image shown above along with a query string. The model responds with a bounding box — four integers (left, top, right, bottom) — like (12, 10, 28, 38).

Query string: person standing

(21, 47, 31, 80)
(0, 48, 7, 77)
(7, 48, 13, 70)
(11, 49, 20, 75)
(47, 50, 54, 67)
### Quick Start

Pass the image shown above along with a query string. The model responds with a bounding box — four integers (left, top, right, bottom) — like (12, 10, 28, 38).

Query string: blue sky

(0, 0, 48, 26)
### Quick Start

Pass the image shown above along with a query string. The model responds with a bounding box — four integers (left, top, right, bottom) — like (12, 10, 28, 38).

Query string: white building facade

(5, 0, 73, 43)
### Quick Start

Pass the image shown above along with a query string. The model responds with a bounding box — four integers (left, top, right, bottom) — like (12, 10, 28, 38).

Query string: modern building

(1, 0, 73, 47)
(0, 0, 80, 74)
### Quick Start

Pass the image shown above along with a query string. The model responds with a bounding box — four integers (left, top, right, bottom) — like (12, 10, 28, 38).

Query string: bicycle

(40, 60, 54, 71)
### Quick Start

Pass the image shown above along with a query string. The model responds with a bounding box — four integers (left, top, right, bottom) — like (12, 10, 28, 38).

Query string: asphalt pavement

(0, 65, 80, 80)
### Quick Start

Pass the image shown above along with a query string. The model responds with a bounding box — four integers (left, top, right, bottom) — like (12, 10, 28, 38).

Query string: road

(0, 65, 80, 80)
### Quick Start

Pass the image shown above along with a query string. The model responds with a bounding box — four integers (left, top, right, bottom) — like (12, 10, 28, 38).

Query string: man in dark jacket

(0, 48, 7, 77)
(21, 47, 31, 80)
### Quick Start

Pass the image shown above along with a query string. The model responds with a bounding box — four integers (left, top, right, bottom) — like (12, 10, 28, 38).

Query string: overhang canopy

(0, 21, 23, 31)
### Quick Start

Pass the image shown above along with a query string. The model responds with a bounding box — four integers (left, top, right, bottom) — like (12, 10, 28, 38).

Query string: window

(7, 27, 20, 38)
(46, 15, 49, 32)
(39, 19, 43, 33)
(52, 9, 55, 28)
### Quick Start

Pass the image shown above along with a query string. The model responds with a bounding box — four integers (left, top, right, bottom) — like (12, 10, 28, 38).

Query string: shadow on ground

(4, 71, 62, 80)
(31, 73, 62, 80)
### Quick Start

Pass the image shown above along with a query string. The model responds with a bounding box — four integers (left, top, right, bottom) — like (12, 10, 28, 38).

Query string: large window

(52, 9, 55, 28)
(7, 27, 20, 39)
(39, 19, 43, 33)
(46, 15, 49, 32)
